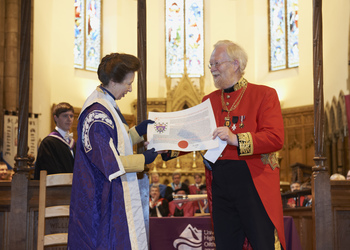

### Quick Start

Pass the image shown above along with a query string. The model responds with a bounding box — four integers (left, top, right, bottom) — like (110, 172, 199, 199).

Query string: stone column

(4, 0, 19, 113)
(0, 0, 5, 152)
(312, 0, 334, 249)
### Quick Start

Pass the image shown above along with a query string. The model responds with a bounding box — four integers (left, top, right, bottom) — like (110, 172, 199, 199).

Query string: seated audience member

(164, 172, 189, 202)
(195, 184, 209, 214)
(150, 185, 169, 217)
(347, 170, 350, 180)
(189, 173, 203, 194)
(34, 102, 76, 180)
(286, 181, 304, 208)
(8, 170, 14, 181)
(300, 182, 312, 207)
(330, 173, 346, 180)
(149, 172, 166, 198)
(290, 181, 301, 192)
(169, 188, 194, 217)
(0, 162, 10, 181)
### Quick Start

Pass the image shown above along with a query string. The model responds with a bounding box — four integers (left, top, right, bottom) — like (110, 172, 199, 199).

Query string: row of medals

(224, 115, 245, 131)
(223, 92, 245, 131)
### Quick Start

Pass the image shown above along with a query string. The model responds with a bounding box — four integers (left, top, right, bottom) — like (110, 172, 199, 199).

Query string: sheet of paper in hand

(147, 99, 219, 152)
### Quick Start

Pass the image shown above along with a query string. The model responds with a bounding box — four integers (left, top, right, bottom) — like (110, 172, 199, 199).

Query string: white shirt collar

(55, 126, 68, 138)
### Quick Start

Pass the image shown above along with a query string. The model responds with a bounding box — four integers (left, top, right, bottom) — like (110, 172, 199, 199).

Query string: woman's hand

(144, 141, 167, 154)
(212, 126, 238, 146)
(135, 119, 154, 136)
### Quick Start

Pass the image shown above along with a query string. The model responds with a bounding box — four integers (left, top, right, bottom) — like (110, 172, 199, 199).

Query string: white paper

(147, 99, 219, 152)
(204, 138, 227, 163)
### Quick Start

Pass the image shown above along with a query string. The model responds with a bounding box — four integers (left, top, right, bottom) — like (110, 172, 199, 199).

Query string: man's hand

(212, 126, 238, 146)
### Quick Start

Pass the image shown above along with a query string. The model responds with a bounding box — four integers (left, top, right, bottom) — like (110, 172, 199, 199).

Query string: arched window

(74, 0, 102, 71)
(165, 0, 204, 77)
(269, 0, 299, 71)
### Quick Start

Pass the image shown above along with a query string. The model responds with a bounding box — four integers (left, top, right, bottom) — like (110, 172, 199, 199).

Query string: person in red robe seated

(286, 181, 305, 208)
(168, 188, 194, 217)
(189, 173, 204, 194)
(194, 184, 210, 215)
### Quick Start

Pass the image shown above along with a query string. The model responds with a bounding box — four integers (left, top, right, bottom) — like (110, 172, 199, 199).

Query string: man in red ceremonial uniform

(204, 40, 286, 249)
(162, 40, 286, 249)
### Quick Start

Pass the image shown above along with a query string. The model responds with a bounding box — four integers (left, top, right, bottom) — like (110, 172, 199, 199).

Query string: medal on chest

(239, 115, 245, 128)
(225, 116, 239, 131)
(224, 117, 231, 127)
(221, 85, 247, 131)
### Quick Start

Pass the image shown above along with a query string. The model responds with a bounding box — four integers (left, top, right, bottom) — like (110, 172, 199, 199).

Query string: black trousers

(211, 160, 276, 250)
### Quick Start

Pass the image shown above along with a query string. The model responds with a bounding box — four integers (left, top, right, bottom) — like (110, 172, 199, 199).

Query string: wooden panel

(280, 105, 315, 183)
(333, 208, 350, 249)
(331, 182, 350, 249)
(283, 207, 313, 250)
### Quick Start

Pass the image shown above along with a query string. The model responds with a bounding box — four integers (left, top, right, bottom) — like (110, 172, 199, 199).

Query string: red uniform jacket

(189, 184, 201, 194)
(203, 80, 286, 249)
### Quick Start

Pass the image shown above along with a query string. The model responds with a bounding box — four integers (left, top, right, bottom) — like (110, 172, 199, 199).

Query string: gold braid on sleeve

(237, 132, 253, 156)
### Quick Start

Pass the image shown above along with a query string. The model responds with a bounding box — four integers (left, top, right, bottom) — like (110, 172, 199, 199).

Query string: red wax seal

(178, 140, 189, 149)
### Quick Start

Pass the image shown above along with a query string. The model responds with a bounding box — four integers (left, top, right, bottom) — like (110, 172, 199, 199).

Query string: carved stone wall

(0, 0, 33, 156)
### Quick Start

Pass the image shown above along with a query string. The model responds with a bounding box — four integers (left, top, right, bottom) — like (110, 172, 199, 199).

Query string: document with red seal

(147, 99, 220, 152)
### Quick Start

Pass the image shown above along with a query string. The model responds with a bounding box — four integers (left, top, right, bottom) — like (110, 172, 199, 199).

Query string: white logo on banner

(173, 224, 216, 250)
(173, 224, 202, 250)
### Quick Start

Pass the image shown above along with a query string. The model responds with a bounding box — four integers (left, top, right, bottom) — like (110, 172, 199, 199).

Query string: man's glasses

(208, 60, 233, 69)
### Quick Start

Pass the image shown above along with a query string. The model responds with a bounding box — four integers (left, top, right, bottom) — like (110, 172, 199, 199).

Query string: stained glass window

(287, 0, 299, 68)
(74, 0, 84, 69)
(269, 0, 299, 71)
(166, 0, 204, 77)
(74, 0, 101, 71)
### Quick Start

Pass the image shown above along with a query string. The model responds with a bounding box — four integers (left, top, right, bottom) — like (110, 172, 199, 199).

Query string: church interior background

(0, 0, 349, 186)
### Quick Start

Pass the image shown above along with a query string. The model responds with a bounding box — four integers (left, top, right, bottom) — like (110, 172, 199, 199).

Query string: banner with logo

(150, 217, 216, 250)
(150, 216, 301, 250)
(2, 114, 39, 168)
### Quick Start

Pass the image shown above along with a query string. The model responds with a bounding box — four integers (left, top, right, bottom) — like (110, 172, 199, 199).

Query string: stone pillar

(137, 0, 149, 243)
(312, 0, 334, 249)
(4, 0, 19, 113)
(0, 0, 5, 152)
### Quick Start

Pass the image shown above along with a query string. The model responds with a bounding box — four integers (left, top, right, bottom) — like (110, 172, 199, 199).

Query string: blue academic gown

(68, 88, 147, 250)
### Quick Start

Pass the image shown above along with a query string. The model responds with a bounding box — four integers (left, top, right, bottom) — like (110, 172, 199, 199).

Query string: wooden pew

(330, 181, 350, 249)
(0, 180, 71, 250)
(283, 181, 350, 250)
(283, 189, 313, 249)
